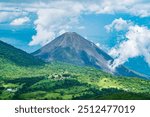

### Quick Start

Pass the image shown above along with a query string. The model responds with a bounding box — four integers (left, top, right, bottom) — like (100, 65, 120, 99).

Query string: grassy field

(0, 57, 150, 100)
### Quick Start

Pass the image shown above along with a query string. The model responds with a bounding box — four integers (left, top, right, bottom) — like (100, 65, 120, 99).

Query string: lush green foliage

(0, 57, 150, 100)
(0, 40, 43, 66)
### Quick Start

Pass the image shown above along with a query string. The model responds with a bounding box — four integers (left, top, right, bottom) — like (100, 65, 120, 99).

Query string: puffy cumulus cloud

(1, 0, 150, 46)
(109, 25, 150, 70)
(26, 0, 150, 46)
(29, 1, 84, 46)
(105, 18, 133, 32)
(29, 25, 55, 46)
(10, 17, 30, 26)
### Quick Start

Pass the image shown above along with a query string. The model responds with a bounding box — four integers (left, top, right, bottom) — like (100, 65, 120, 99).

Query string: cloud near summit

(106, 18, 150, 69)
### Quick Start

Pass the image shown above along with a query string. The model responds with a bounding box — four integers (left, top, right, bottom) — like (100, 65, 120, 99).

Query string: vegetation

(0, 40, 43, 66)
(0, 57, 150, 100)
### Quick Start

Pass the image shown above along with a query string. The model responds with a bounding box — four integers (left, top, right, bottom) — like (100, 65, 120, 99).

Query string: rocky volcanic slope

(32, 32, 148, 79)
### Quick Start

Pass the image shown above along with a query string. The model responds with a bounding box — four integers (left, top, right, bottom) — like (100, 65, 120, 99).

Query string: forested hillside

(0, 61, 150, 100)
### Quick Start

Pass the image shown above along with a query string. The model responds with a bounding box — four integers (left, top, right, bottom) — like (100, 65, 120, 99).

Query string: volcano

(32, 32, 148, 79)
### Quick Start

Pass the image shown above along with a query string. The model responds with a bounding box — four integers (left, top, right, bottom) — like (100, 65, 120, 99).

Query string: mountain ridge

(0, 40, 44, 66)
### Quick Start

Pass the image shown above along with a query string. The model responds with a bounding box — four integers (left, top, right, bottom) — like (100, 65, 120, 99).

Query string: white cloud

(28, 0, 150, 46)
(1, 0, 150, 20)
(29, 2, 84, 46)
(86, 0, 150, 18)
(1, 0, 150, 46)
(109, 25, 150, 70)
(128, 3, 150, 17)
(29, 8, 68, 46)
(10, 17, 30, 26)
(105, 18, 133, 32)
(0, 11, 26, 23)
(87, 0, 137, 14)
(29, 24, 55, 46)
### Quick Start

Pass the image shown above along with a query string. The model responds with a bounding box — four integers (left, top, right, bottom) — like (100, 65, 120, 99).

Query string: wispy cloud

(0, 11, 27, 23)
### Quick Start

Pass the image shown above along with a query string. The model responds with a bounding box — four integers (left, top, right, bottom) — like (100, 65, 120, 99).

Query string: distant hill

(32, 32, 148, 79)
(0, 40, 44, 66)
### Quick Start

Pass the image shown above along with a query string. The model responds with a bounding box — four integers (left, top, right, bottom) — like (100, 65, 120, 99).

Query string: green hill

(0, 40, 44, 66)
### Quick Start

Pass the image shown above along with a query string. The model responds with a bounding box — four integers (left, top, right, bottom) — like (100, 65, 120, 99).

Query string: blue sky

(0, 0, 150, 75)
